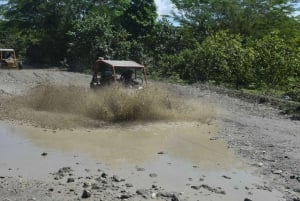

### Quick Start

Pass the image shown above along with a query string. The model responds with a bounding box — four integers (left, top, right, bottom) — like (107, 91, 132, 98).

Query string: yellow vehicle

(0, 49, 22, 69)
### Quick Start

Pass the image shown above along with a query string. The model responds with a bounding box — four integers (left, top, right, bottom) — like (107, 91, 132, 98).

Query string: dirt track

(0, 69, 299, 201)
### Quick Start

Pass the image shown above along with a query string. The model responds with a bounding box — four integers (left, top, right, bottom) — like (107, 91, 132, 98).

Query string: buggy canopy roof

(0, 49, 14, 51)
(102, 60, 144, 68)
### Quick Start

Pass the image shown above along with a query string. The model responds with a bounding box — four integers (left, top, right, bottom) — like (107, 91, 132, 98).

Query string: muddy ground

(0, 69, 299, 201)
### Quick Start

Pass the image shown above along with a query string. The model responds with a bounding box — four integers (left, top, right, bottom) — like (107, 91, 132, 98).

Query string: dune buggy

(0, 49, 22, 69)
(90, 59, 147, 89)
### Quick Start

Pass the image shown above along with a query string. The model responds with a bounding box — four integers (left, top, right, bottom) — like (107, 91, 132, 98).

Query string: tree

(171, 0, 299, 40)
(251, 31, 300, 88)
(120, 0, 157, 38)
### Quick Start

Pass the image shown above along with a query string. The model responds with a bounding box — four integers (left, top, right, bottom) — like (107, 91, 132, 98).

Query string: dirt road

(0, 69, 299, 201)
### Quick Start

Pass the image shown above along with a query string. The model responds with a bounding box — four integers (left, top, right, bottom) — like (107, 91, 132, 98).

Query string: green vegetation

(0, 0, 299, 103)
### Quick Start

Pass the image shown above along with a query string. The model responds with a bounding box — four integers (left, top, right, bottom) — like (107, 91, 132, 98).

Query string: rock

(136, 189, 148, 196)
(112, 175, 122, 182)
(136, 167, 145, 171)
(171, 195, 180, 201)
(293, 188, 300, 193)
(222, 175, 231, 179)
(149, 173, 157, 178)
(81, 190, 91, 198)
(256, 162, 263, 167)
(157, 151, 167, 154)
(244, 198, 252, 201)
(83, 181, 91, 188)
(67, 178, 75, 183)
(191, 185, 201, 190)
(290, 175, 296, 179)
(91, 183, 101, 190)
(272, 170, 283, 174)
(41, 152, 48, 156)
(209, 137, 219, 141)
(200, 184, 226, 195)
(101, 172, 108, 178)
(125, 183, 133, 188)
(157, 192, 173, 197)
(293, 197, 300, 201)
(120, 194, 132, 199)
(151, 192, 157, 199)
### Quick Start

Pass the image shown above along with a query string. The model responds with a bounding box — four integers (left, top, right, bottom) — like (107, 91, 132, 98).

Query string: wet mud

(0, 121, 285, 201)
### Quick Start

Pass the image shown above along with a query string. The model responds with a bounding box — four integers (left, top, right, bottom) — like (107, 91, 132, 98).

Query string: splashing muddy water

(0, 84, 215, 128)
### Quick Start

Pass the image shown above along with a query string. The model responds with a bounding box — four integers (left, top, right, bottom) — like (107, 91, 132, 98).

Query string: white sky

(155, 0, 173, 17)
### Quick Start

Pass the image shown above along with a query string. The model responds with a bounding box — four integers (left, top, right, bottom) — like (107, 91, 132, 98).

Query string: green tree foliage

(171, 0, 299, 39)
(120, 0, 157, 38)
(0, 0, 131, 64)
(251, 31, 300, 88)
(158, 31, 255, 88)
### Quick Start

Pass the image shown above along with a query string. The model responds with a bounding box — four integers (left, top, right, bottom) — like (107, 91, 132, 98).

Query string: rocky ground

(168, 83, 300, 201)
(0, 69, 299, 201)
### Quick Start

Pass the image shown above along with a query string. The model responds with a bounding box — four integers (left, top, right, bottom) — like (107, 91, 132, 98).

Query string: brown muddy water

(0, 121, 284, 201)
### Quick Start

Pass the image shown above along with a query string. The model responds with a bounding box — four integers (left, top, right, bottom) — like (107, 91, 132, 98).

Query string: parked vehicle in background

(0, 49, 22, 69)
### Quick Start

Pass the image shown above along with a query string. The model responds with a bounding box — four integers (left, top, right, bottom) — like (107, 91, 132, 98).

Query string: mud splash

(1, 84, 216, 128)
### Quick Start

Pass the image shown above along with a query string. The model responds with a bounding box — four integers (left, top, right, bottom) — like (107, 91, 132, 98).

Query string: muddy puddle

(0, 121, 285, 200)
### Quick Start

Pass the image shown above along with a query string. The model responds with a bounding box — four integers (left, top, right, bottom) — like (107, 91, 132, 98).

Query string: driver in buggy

(120, 70, 139, 85)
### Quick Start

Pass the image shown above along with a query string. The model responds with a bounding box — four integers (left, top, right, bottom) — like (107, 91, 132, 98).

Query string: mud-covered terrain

(0, 69, 299, 201)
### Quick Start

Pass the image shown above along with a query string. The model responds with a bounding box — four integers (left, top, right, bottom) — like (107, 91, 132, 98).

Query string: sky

(155, 0, 174, 17)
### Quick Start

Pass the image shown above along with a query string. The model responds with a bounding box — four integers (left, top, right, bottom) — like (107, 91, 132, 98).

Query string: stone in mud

(91, 183, 101, 190)
(244, 198, 252, 201)
(83, 181, 91, 188)
(293, 188, 300, 193)
(136, 189, 148, 196)
(120, 194, 132, 199)
(272, 170, 283, 174)
(209, 137, 219, 141)
(112, 175, 123, 182)
(41, 152, 47, 156)
(157, 192, 173, 197)
(136, 167, 145, 171)
(67, 178, 75, 183)
(149, 173, 157, 178)
(101, 172, 108, 178)
(81, 190, 91, 198)
(200, 184, 226, 195)
(151, 192, 157, 199)
(191, 185, 201, 190)
(171, 195, 180, 201)
(157, 151, 167, 154)
(222, 175, 231, 179)
(125, 183, 133, 188)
